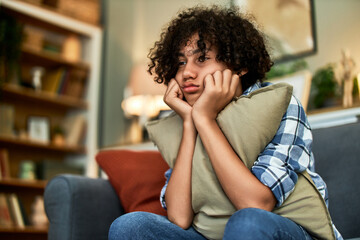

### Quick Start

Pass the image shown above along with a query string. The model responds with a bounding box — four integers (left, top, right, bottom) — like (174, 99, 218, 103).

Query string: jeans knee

(108, 212, 154, 240)
(224, 208, 271, 239)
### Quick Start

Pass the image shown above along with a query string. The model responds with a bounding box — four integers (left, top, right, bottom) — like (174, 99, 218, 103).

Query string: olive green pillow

(145, 83, 335, 240)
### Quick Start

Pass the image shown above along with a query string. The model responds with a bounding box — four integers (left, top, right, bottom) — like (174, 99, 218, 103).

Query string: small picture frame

(28, 116, 50, 143)
(267, 70, 312, 111)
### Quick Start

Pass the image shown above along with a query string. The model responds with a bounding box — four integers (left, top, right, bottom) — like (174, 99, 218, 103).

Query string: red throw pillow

(96, 149, 169, 216)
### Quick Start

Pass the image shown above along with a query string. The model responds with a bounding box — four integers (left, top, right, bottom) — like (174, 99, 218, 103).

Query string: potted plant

(309, 64, 340, 109)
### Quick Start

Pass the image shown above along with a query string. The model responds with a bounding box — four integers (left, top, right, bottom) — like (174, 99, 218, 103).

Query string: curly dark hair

(147, 5, 273, 91)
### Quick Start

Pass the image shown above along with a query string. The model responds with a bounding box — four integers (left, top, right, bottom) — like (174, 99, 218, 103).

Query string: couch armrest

(44, 174, 123, 240)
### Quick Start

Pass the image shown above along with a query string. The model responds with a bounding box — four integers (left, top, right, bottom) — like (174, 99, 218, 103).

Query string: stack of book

(0, 193, 29, 228)
(42, 67, 87, 99)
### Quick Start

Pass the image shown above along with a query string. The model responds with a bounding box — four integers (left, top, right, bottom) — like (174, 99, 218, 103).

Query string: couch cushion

(312, 122, 360, 239)
(96, 150, 168, 216)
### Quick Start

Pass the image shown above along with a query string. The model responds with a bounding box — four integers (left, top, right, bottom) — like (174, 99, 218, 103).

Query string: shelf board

(0, 135, 85, 154)
(2, 84, 88, 109)
(308, 104, 360, 129)
(0, 225, 48, 234)
(21, 46, 90, 70)
(1, 0, 101, 36)
(0, 178, 47, 190)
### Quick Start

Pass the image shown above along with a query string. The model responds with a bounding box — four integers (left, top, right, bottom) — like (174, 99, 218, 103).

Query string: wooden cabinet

(0, 0, 102, 238)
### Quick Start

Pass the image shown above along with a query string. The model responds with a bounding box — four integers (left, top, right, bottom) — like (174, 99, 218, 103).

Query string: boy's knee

(224, 208, 270, 239)
(108, 212, 154, 239)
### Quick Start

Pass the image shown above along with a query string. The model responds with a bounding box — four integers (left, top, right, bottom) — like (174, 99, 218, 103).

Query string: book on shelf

(62, 68, 87, 99)
(7, 193, 25, 228)
(0, 148, 11, 179)
(41, 67, 87, 99)
(63, 114, 86, 146)
(0, 104, 15, 138)
(0, 193, 13, 227)
(42, 67, 66, 94)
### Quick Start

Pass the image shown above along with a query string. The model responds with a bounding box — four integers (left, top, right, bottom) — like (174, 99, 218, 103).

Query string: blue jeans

(108, 208, 313, 240)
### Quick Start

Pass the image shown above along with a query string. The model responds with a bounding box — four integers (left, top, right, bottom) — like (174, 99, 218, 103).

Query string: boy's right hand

(164, 79, 192, 121)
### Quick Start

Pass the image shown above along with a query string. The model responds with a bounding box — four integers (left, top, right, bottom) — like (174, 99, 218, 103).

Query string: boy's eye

(198, 56, 209, 62)
(178, 61, 186, 66)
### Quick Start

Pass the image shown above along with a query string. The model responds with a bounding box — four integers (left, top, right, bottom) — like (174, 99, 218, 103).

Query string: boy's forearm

(193, 116, 276, 211)
(165, 120, 196, 229)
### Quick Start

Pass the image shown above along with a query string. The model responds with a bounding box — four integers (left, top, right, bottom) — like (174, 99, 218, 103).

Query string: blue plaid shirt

(160, 82, 342, 239)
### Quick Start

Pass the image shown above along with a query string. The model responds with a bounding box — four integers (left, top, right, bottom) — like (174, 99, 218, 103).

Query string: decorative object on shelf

(22, 25, 44, 52)
(27, 116, 50, 143)
(334, 49, 357, 108)
(121, 63, 169, 143)
(31, 66, 45, 91)
(18, 160, 36, 180)
(62, 34, 81, 62)
(30, 195, 48, 227)
(267, 70, 312, 111)
(52, 125, 65, 146)
(309, 64, 340, 110)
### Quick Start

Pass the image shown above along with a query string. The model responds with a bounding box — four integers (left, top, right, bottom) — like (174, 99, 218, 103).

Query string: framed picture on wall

(231, 0, 317, 63)
(28, 116, 50, 143)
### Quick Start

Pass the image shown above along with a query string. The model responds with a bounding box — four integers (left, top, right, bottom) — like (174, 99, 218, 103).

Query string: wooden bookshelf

(0, 226, 47, 240)
(0, 178, 46, 190)
(21, 45, 90, 70)
(0, 135, 85, 154)
(0, 0, 102, 238)
(2, 83, 88, 109)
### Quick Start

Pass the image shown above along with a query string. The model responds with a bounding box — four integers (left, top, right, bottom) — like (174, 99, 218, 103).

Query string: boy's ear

(238, 69, 248, 77)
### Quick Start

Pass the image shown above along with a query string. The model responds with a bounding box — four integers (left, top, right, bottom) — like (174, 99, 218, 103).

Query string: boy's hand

(192, 69, 241, 121)
(164, 78, 192, 121)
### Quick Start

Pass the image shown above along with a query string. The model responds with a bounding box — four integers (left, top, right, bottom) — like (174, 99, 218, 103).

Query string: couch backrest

(311, 121, 360, 239)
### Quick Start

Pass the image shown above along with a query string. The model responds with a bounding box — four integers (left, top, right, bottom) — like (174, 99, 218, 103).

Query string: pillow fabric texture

(146, 83, 335, 240)
(96, 149, 168, 216)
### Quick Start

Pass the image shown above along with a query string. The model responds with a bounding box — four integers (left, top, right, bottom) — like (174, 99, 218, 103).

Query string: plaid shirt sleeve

(160, 168, 172, 209)
(251, 95, 313, 207)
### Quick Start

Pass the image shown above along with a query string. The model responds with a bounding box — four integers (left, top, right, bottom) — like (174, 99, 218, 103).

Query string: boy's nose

(183, 62, 197, 80)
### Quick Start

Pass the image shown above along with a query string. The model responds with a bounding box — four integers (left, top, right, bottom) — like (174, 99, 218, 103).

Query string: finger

(212, 70, 223, 88)
(230, 74, 240, 93)
(230, 74, 242, 97)
(165, 83, 176, 97)
(204, 73, 215, 89)
(164, 79, 181, 101)
(222, 69, 232, 90)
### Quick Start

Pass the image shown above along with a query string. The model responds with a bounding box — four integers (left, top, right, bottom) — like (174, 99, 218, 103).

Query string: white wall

(100, 0, 360, 147)
(305, 0, 360, 74)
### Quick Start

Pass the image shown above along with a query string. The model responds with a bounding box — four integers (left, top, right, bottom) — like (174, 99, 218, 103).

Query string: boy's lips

(182, 83, 200, 93)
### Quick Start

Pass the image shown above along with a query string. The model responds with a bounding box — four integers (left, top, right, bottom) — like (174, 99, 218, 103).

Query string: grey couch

(44, 121, 360, 240)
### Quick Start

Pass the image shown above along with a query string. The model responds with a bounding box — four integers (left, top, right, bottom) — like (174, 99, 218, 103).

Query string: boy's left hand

(192, 69, 241, 121)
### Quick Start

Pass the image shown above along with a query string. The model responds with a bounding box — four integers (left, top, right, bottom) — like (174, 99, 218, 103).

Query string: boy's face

(175, 34, 228, 106)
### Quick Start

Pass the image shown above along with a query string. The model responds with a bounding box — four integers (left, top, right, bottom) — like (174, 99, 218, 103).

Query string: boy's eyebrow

(178, 48, 208, 57)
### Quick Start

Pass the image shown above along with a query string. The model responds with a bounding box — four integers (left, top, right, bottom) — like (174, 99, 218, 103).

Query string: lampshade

(126, 63, 166, 96)
(122, 62, 169, 120)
